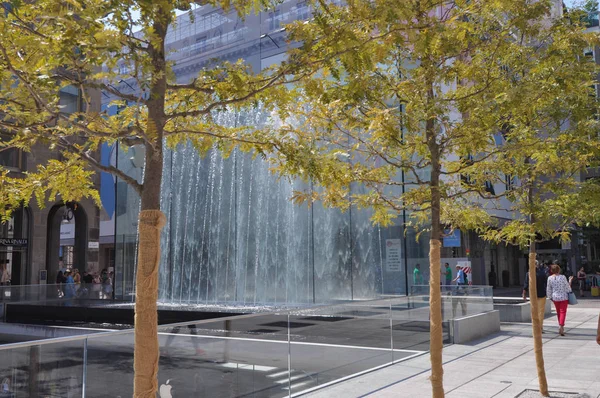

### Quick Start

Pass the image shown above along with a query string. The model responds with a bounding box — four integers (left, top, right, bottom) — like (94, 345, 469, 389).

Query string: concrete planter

(493, 298, 552, 323)
(451, 310, 500, 344)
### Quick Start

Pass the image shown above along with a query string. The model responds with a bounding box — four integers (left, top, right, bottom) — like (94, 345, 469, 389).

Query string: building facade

(0, 87, 105, 286)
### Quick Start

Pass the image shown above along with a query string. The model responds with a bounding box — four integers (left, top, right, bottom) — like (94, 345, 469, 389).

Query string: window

(460, 154, 474, 185)
(116, 181, 129, 217)
(0, 135, 25, 171)
(194, 35, 208, 54)
(505, 174, 515, 191)
(295, 1, 310, 20)
(484, 180, 496, 195)
(59, 86, 81, 114)
(269, 9, 282, 31)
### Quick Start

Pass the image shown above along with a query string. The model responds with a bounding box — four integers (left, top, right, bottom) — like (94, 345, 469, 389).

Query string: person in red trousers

(546, 264, 573, 336)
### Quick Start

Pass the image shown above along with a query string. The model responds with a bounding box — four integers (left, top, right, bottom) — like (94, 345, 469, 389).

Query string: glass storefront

(112, 114, 428, 304)
(0, 207, 29, 286)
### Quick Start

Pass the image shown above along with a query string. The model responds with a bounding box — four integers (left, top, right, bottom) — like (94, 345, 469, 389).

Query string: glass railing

(409, 285, 494, 320)
(0, 290, 494, 397)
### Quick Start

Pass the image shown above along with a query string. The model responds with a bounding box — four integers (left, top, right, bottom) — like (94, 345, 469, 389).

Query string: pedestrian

(83, 271, 93, 284)
(56, 270, 66, 284)
(560, 261, 573, 280)
(546, 263, 574, 336)
(73, 269, 81, 284)
(522, 260, 548, 333)
(64, 270, 76, 299)
(101, 270, 113, 299)
(451, 265, 468, 316)
(544, 261, 551, 277)
(0, 261, 10, 286)
(442, 263, 452, 289)
(413, 264, 423, 286)
(56, 270, 66, 298)
(453, 265, 468, 286)
(577, 267, 586, 297)
(597, 313, 600, 345)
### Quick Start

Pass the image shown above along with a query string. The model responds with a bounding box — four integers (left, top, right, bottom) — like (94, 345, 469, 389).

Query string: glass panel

(407, 285, 494, 347)
(0, 340, 84, 397)
(114, 144, 143, 301)
(389, 294, 435, 354)
(157, 315, 291, 397)
(287, 299, 394, 395)
(86, 331, 135, 397)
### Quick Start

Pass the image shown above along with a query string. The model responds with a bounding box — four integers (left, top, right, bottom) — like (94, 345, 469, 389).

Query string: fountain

(115, 108, 407, 307)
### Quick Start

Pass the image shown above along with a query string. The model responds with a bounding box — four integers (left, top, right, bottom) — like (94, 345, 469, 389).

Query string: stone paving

(306, 299, 600, 398)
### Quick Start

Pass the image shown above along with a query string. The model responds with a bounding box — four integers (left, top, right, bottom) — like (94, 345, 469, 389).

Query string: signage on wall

(385, 239, 402, 272)
(456, 260, 472, 284)
(443, 229, 461, 247)
(39, 270, 47, 284)
(88, 241, 99, 250)
(0, 238, 28, 247)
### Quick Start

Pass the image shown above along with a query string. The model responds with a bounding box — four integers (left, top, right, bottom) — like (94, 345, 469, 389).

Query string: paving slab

(305, 307, 600, 398)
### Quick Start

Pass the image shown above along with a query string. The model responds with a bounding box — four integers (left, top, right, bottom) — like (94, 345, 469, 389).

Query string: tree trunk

(427, 111, 444, 397)
(133, 146, 166, 397)
(529, 242, 549, 396)
(132, 9, 170, 396)
(526, 171, 548, 397)
(428, 180, 444, 398)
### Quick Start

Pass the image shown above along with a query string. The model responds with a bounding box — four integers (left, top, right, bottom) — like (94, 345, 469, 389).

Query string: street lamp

(62, 205, 75, 224)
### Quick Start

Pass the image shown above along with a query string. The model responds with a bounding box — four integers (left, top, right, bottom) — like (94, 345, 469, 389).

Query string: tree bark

(529, 240, 549, 396)
(426, 98, 444, 397)
(133, 8, 170, 396)
(525, 168, 549, 397)
(133, 153, 166, 398)
(428, 175, 444, 398)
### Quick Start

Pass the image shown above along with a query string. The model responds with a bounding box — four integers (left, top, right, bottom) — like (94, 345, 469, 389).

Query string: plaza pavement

(305, 298, 600, 398)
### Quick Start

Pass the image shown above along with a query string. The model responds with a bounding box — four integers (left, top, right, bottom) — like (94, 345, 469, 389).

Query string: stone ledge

(494, 298, 552, 323)
(451, 310, 500, 344)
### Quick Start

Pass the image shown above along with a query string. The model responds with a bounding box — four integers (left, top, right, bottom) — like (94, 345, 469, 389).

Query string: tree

(479, 6, 600, 396)
(0, 1, 304, 396)
(271, 1, 599, 397)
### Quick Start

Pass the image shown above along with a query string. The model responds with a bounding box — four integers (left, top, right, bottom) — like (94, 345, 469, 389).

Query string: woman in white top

(546, 264, 573, 336)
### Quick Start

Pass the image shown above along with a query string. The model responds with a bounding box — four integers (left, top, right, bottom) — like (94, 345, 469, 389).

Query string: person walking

(597, 313, 600, 345)
(64, 270, 76, 299)
(546, 264, 574, 336)
(0, 262, 10, 286)
(576, 267, 587, 297)
(451, 265, 468, 317)
(413, 264, 423, 286)
(453, 265, 468, 286)
(56, 270, 66, 298)
(522, 260, 548, 333)
(442, 263, 452, 290)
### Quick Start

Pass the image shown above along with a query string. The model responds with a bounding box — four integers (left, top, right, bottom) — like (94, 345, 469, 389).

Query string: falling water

(157, 107, 392, 305)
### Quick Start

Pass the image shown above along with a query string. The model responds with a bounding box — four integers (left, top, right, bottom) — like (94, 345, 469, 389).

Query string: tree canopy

(0, 0, 299, 216)
(270, 0, 600, 396)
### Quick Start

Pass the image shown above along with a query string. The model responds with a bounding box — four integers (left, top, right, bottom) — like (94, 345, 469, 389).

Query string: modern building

(101, 1, 551, 307)
(106, 0, 600, 305)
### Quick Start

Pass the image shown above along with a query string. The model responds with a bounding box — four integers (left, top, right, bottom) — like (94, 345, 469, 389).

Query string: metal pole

(287, 314, 292, 397)
(389, 299, 394, 362)
(113, 141, 118, 300)
(311, 181, 316, 304)
(82, 338, 88, 398)
(400, 104, 409, 296)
